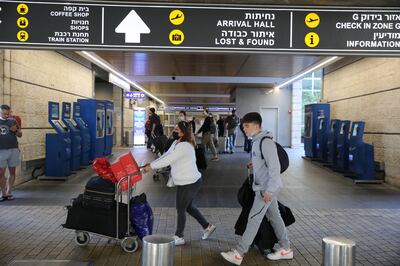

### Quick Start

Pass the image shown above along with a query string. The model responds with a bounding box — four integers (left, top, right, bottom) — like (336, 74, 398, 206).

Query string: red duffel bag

(110, 152, 142, 191)
(92, 157, 117, 183)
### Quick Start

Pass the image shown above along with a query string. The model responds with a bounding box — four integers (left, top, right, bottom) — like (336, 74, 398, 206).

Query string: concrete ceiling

(96, 52, 323, 104)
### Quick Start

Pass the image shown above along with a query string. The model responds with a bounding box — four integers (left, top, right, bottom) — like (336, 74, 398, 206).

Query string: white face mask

(178, 115, 185, 121)
(247, 131, 256, 138)
(245, 124, 258, 138)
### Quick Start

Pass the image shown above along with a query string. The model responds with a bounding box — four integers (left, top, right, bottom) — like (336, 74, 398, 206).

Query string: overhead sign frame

(1, 0, 400, 55)
(125, 91, 146, 99)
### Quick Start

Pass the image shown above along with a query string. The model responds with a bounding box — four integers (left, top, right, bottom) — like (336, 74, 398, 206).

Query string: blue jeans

(227, 133, 236, 152)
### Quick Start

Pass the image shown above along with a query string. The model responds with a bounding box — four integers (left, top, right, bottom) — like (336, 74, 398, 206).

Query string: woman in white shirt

(144, 121, 216, 245)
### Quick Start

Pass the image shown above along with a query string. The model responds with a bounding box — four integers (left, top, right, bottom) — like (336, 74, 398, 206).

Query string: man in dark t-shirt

(197, 109, 219, 161)
(216, 117, 226, 138)
(226, 109, 240, 154)
(149, 107, 163, 137)
(189, 117, 196, 134)
(0, 105, 22, 201)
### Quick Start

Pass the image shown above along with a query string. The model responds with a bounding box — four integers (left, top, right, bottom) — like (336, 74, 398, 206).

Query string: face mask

(172, 131, 180, 140)
(178, 115, 185, 121)
(247, 130, 257, 139)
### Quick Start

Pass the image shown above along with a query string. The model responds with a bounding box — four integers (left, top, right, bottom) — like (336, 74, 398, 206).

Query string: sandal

(6, 195, 14, 200)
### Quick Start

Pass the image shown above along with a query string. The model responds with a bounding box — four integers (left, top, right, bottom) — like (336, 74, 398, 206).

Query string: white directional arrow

(115, 10, 150, 43)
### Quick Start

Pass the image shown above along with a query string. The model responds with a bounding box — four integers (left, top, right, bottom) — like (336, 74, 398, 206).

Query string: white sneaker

(201, 224, 216, 240)
(267, 248, 293, 260)
(173, 235, 185, 246)
(220, 249, 243, 265)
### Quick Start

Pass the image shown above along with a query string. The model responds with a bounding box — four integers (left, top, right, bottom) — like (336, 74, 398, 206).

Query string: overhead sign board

(125, 91, 145, 99)
(1, 0, 400, 55)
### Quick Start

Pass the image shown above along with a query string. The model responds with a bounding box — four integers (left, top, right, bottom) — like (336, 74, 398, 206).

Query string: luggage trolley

(63, 172, 142, 253)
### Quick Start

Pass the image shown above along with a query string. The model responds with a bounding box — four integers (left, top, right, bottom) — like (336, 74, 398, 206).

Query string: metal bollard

(322, 237, 356, 266)
(142, 235, 175, 266)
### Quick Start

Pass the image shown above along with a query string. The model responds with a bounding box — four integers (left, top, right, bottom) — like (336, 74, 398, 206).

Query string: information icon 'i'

(304, 32, 319, 48)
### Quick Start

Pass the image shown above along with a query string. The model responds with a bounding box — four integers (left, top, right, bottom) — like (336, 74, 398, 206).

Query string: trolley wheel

(75, 231, 90, 246)
(121, 237, 139, 253)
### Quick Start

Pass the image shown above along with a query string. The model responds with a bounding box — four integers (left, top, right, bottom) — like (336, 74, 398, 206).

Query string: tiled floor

(1, 206, 399, 265)
(0, 147, 400, 265)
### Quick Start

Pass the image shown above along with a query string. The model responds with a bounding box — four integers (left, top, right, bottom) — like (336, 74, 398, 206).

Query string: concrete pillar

(113, 86, 123, 146)
(291, 80, 303, 148)
(0, 50, 4, 104)
(2, 50, 11, 106)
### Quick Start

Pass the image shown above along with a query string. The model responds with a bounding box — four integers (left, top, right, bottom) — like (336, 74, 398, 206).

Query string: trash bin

(142, 234, 174, 266)
(322, 236, 355, 266)
(125, 130, 135, 146)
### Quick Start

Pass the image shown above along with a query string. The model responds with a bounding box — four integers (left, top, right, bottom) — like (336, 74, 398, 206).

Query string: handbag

(166, 174, 175, 187)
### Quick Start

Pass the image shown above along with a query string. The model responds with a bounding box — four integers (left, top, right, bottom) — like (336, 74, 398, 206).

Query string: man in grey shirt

(221, 112, 292, 265)
(0, 105, 22, 201)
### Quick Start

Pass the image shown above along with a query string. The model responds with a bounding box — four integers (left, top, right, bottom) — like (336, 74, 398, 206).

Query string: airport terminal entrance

(0, 1, 400, 265)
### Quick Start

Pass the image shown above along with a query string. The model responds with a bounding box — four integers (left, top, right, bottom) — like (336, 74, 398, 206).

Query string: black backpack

(210, 122, 217, 134)
(260, 136, 289, 174)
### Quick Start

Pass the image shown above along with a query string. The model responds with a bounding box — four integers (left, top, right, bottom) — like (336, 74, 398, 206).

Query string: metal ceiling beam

(130, 76, 285, 84)
(157, 93, 230, 98)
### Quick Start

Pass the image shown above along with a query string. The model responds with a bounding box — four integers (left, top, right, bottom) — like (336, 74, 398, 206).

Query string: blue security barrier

(62, 102, 82, 171)
(44, 102, 71, 178)
(348, 121, 377, 181)
(103, 100, 114, 156)
(316, 117, 330, 162)
(326, 119, 341, 167)
(304, 103, 330, 158)
(78, 99, 105, 161)
(73, 102, 91, 166)
(333, 120, 351, 173)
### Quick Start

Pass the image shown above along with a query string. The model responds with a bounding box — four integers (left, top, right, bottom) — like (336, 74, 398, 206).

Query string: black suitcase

(83, 176, 115, 210)
(195, 144, 207, 170)
(164, 137, 176, 153)
(153, 135, 168, 154)
(63, 194, 128, 239)
(235, 177, 295, 254)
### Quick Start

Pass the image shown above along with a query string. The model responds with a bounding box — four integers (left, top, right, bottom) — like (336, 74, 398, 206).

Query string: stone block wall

(323, 57, 400, 187)
(0, 50, 93, 184)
